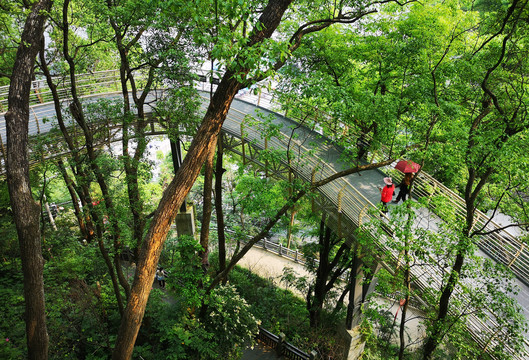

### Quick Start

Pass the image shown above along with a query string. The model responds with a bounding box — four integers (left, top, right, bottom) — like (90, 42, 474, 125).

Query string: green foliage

(0, 268, 26, 359)
(203, 284, 259, 359)
(0, 183, 18, 259)
(358, 198, 527, 359)
(229, 266, 309, 343)
(156, 87, 203, 141)
(138, 258, 258, 359)
(228, 265, 348, 358)
(169, 235, 206, 309)
(234, 175, 288, 218)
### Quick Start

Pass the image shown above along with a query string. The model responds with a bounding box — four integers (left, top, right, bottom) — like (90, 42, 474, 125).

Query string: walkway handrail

(0, 69, 123, 113)
(256, 326, 316, 360)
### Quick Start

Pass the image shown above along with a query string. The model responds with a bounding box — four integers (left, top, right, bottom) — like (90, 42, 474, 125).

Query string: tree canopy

(2, 0, 529, 359)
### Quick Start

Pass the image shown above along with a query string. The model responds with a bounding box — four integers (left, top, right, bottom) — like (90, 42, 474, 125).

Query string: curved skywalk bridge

(0, 70, 528, 358)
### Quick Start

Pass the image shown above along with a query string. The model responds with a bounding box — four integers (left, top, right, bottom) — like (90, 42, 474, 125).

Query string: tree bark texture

(5, 1, 53, 359)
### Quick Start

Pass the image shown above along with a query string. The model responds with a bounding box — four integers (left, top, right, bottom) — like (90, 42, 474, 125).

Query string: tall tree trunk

(56, 159, 91, 240)
(422, 251, 464, 359)
(199, 143, 217, 269)
(5, 1, 53, 359)
(398, 256, 411, 359)
(112, 67, 245, 360)
(309, 218, 331, 328)
(422, 167, 493, 359)
(215, 133, 227, 274)
(308, 220, 350, 328)
(107, 8, 158, 257)
(345, 245, 360, 330)
(62, 0, 131, 301)
(39, 29, 127, 312)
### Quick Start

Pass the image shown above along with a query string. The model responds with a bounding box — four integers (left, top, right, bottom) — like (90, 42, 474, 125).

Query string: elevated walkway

(0, 70, 527, 358)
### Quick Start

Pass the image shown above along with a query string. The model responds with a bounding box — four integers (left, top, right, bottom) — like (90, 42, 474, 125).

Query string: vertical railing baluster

(239, 122, 245, 165)
(265, 137, 268, 178)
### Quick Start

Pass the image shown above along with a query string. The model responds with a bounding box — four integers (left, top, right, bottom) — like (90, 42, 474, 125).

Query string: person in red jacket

(379, 177, 395, 215)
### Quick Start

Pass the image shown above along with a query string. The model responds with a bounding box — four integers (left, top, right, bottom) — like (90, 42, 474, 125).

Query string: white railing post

(240, 122, 246, 165)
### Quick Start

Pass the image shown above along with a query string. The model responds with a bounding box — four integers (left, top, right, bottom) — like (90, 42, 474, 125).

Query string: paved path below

(235, 246, 314, 298)
(241, 342, 279, 360)
(237, 245, 426, 352)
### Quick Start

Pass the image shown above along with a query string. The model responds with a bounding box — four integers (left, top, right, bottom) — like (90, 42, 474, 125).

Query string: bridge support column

(175, 203, 196, 237)
(345, 249, 380, 330)
(340, 325, 365, 360)
(342, 249, 380, 360)
(171, 138, 196, 237)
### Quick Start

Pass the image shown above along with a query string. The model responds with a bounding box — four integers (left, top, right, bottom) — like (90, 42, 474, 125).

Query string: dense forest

(1, 0, 529, 359)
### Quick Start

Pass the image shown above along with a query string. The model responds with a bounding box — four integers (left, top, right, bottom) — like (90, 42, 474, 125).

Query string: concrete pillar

(340, 325, 366, 360)
(309, 350, 318, 360)
(276, 332, 286, 357)
(175, 203, 196, 237)
(346, 249, 381, 330)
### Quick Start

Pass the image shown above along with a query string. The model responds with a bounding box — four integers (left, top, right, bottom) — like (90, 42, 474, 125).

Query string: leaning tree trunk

(111, 69, 245, 360)
(5, 1, 53, 359)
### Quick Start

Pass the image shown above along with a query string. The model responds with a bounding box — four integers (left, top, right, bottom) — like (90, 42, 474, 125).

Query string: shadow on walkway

(241, 341, 278, 360)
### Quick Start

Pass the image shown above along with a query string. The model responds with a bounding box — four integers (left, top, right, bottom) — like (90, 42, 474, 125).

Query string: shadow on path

(241, 341, 279, 360)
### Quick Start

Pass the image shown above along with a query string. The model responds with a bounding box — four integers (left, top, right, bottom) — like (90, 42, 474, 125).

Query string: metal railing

(256, 327, 317, 360)
(258, 238, 307, 263)
(0, 70, 122, 112)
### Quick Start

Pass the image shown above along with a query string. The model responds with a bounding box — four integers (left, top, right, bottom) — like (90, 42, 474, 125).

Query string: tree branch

(207, 158, 395, 292)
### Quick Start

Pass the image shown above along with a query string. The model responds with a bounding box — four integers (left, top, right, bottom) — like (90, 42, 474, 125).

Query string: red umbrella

(395, 160, 420, 173)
